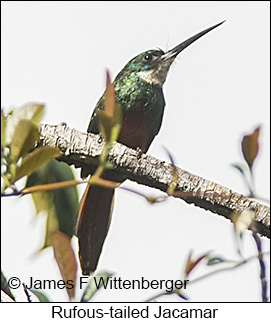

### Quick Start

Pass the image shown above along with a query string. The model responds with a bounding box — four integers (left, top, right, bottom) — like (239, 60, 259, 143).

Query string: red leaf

(51, 231, 77, 299)
(104, 70, 115, 118)
(241, 126, 261, 170)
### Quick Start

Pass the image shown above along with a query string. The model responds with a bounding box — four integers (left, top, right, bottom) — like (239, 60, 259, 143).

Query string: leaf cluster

(1, 104, 79, 300)
(1, 104, 60, 192)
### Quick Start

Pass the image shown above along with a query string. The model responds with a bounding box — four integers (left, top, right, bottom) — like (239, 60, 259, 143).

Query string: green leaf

(15, 146, 60, 181)
(96, 110, 114, 143)
(5, 104, 44, 145)
(96, 71, 122, 144)
(46, 160, 79, 238)
(207, 256, 226, 266)
(110, 102, 122, 143)
(10, 119, 39, 163)
(30, 289, 51, 302)
(26, 160, 78, 248)
(17, 103, 44, 124)
(80, 272, 113, 302)
(26, 178, 58, 248)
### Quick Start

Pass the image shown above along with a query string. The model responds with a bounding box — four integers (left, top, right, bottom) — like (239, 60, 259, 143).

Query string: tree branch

(38, 123, 270, 238)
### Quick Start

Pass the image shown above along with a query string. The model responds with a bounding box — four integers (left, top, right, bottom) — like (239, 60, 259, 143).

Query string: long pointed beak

(163, 21, 225, 60)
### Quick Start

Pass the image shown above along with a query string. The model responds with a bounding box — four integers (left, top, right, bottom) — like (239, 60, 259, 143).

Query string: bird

(76, 21, 225, 275)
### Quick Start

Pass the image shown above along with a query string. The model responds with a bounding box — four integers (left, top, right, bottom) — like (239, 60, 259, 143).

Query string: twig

(22, 283, 32, 302)
(145, 252, 269, 302)
(252, 232, 268, 302)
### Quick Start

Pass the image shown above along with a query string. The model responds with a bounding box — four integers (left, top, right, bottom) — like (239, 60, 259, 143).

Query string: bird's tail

(76, 184, 114, 275)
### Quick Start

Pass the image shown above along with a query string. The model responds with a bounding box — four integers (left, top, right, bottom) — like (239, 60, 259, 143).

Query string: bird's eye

(144, 54, 153, 61)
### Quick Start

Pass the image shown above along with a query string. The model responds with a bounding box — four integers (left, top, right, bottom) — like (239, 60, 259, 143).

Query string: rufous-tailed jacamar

(76, 21, 225, 275)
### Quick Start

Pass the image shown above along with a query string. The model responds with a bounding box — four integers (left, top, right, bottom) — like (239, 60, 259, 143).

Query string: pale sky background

(1, 1, 270, 303)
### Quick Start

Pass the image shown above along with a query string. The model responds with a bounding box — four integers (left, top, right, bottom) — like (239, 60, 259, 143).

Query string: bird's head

(121, 21, 225, 87)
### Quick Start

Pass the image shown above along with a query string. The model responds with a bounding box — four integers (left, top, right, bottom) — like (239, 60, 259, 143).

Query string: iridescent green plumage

(87, 49, 166, 140)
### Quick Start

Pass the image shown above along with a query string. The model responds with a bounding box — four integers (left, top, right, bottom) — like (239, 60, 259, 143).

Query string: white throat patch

(138, 58, 174, 87)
